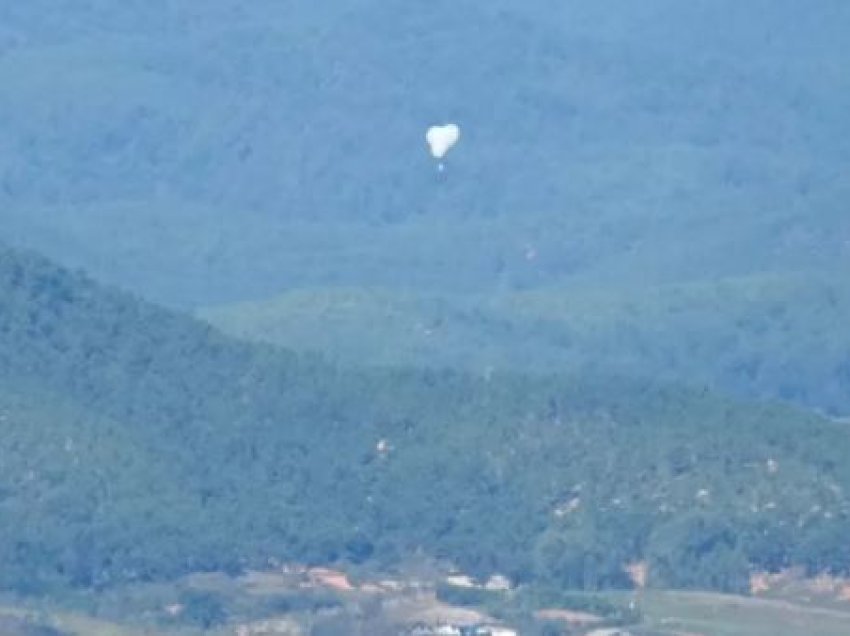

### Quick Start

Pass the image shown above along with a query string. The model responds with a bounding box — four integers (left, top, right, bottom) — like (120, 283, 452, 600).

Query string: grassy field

(0, 604, 155, 636)
(606, 590, 850, 636)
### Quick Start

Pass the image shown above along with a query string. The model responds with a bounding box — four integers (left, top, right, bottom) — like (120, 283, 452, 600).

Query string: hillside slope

(2, 0, 848, 305)
(3, 0, 848, 421)
(2, 244, 850, 596)
(201, 274, 850, 415)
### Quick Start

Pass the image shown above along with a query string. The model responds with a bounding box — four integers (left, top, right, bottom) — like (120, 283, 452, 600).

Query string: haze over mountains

(1, 2, 850, 629)
(2, 1, 849, 417)
(2, 0, 848, 297)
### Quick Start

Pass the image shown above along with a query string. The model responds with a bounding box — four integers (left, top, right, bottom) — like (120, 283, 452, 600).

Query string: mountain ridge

(1, 243, 849, 596)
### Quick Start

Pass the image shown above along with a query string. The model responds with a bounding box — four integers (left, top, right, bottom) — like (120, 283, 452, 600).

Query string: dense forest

(1, 3, 849, 633)
(202, 274, 850, 415)
(2, 0, 848, 419)
(2, 243, 849, 599)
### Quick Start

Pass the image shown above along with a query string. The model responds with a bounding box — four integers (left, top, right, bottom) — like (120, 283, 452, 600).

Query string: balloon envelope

(426, 124, 460, 159)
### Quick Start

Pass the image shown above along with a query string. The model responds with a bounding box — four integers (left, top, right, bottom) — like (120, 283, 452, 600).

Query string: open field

(5, 572, 850, 635)
(0, 604, 155, 636)
(606, 590, 850, 636)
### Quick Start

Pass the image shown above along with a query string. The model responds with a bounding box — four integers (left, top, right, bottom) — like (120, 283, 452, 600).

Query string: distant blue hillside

(1, 1, 848, 304)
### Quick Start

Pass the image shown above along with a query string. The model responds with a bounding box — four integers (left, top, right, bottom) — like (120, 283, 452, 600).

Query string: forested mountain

(1, 1, 848, 419)
(203, 273, 850, 415)
(3, 0, 847, 303)
(2, 243, 850, 597)
(1, 4, 850, 627)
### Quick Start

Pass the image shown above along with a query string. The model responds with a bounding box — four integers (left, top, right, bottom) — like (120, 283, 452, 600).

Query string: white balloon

(426, 123, 460, 160)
